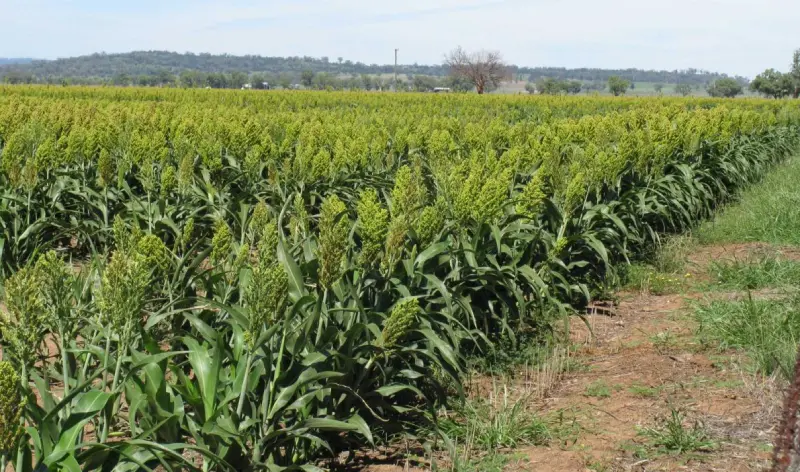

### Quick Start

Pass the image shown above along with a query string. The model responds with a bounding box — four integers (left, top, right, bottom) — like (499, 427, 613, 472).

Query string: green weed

(628, 384, 662, 398)
(639, 408, 715, 455)
(694, 294, 800, 379)
(698, 157, 800, 246)
(585, 380, 613, 398)
(439, 396, 550, 452)
(710, 256, 800, 290)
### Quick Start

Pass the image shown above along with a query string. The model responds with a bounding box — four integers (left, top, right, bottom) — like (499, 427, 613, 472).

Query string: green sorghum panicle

(160, 164, 177, 199)
(97, 250, 150, 343)
(289, 194, 309, 244)
(178, 153, 194, 194)
(180, 217, 195, 252)
(317, 195, 349, 290)
(244, 222, 288, 349)
(1, 266, 47, 368)
(516, 173, 547, 219)
(0, 361, 23, 457)
(112, 215, 143, 253)
(34, 251, 74, 324)
(234, 243, 251, 275)
(356, 189, 389, 269)
(211, 219, 233, 266)
(390, 164, 427, 226)
(415, 199, 445, 246)
(97, 148, 115, 188)
(249, 200, 271, 244)
(381, 218, 406, 276)
(380, 298, 419, 349)
(136, 233, 171, 275)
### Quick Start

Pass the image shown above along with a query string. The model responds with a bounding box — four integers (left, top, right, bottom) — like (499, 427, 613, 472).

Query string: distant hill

(0, 50, 746, 87)
(0, 58, 36, 66)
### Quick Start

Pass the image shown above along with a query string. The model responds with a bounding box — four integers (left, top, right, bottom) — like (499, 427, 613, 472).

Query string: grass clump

(439, 395, 550, 451)
(698, 157, 800, 246)
(639, 408, 715, 455)
(710, 256, 800, 290)
(623, 235, 695, 295)
(584, 380, 613, 398)
(628, 384, 662, 398)
(694, 294, 800, 379)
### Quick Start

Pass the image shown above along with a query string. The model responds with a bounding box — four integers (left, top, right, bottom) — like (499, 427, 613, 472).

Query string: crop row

(0, 87, 797, 470)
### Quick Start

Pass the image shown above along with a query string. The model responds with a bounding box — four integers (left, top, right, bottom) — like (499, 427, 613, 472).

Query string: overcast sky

(2, 0, 798, 77)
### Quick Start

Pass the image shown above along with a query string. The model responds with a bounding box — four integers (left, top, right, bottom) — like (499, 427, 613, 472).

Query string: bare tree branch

(444, 46, 509, 94)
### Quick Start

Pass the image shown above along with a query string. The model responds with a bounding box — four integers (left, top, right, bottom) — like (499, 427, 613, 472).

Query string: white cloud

(1, 0, 798, 76)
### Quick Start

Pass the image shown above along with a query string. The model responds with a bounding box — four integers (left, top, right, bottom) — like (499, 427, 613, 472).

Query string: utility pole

(394, 48, 399, 91)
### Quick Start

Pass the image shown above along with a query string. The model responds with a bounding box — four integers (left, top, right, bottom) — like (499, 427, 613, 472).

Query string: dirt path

(515, 244, 789, 472)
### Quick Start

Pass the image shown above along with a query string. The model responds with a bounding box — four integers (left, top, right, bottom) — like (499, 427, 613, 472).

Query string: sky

(2, 0, 799, 78)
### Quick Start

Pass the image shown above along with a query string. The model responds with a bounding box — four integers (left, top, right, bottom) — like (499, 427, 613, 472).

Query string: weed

(695, 294, 800, 379)
(710, 256, 800, 290)
(439, 393, 550, 452)
(640, 408, 715, 455)
(654, 235, 695, 274)
(624, 264, 688, 295)
(585, 380, 613, 398)
(698, 157, 800, 246)
(650, 329, 678, 352)
(628, 384, 662, 398)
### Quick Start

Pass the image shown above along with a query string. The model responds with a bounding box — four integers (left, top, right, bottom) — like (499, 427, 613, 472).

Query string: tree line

(0, 50, 743, 88)
(749, 50, 800, 98)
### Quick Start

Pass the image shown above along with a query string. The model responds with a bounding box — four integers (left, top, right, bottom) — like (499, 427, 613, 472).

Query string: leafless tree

(444, 46, 509, 94)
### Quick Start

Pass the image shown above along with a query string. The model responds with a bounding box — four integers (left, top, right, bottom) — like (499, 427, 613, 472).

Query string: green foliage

(710, 256, 800, 290)
(750, 68, 795, 98)
(707, 78, 743, 98)
(584, 380, 613, 398)
(608, 76, 631, 96)
(535, 77, 582, 95)
(675, 83, 693, 96)
(698, 157, 800, 246)
(695, 295, 800, 378)
(640, 408, 715, 455)
(440, 395, 550, 452)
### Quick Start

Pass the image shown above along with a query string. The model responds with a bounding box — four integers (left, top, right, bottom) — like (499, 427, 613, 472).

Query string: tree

(750, 69, 794, 98)
(113, 73, 132, 86)
(361, 74, 373, 91)
(300, 69, 315, 88)
(412, 75, 438, 92)
(444, 46, 509, 94)
(707, 78, 743, 98)
(608, 76, 630, 96)
(790, 49, 800, 98)
(443, 74, 474, 93)
(564, 80, 582, 94)
(524, 82, 536, 94)
(536, 77, 563, 95)
(278, 74, 292, 89)
(675, 83, 692, 96)
(653, 83, 664, 93)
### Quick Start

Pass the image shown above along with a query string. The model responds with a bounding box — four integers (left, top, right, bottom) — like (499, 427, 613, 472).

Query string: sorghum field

(0, 86, 798, 471)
